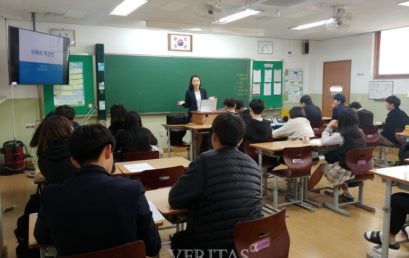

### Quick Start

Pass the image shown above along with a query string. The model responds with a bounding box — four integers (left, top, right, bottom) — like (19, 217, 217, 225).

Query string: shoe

(341, 193, 354, 202)
(363, 231, 400, 250)
(401, 225, 409, 240)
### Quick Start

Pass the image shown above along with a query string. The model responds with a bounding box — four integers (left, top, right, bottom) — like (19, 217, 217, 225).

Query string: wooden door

(322, 60, 351, 117)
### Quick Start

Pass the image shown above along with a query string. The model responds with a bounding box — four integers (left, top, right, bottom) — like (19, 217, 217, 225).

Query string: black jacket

(169, 148, 262, 251)
(34, 165, 161, 257)
(382, 108, 409, 144)
(182, 88, 208, 120)
(115, 128, 156, 153)
(37, 139, 79, 184)
(357, 109, 374, 129)
(245, 118, 273, 142)
(304, 104, 322, 126)
(108, 121, 125, 136)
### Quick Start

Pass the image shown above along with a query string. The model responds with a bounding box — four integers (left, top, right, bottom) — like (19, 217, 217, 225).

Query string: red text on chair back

(282, 146, 313, 177)
(138, 165, 184, 190)
(345, 147, 374, 176)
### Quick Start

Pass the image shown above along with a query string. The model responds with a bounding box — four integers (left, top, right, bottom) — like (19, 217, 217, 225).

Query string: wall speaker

(302, 40, 309, 55)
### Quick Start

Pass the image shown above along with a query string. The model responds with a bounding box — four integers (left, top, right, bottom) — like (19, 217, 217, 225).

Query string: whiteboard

(368, 81, 393, 100)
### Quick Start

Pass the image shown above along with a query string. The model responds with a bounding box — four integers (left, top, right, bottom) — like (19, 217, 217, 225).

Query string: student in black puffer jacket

(169, 112, 262, 257)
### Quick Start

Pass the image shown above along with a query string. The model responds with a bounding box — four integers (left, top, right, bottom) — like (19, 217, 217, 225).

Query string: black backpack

(14, 189, 41, 258)
(397, 143, 409, 166)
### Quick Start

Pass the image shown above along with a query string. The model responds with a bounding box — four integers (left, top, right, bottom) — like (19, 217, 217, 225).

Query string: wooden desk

(367, 166, 409, 258)
(322, 116, 332, 122)
(115, 157, 190, 175)
(185, 123, 212, 160)
(145, 187, 187, 217)
(190, 110, 222, 125)
(162, 124, 188, 157)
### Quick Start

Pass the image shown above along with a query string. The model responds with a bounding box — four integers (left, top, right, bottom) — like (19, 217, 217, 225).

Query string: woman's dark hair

(300, 95, 313, 105)
(110, 104, 128, 123)
(337, 108, 362, 138)
(289, 106, 306, 119)
(123, 111, 150, 151)
(386, 95, 401, 108)
(188, 75, 201, 90)
(37, 116, 74, 154)
(55, 105, 76, 121)
(68, 124, 115, 166)
(212, 112, 245, 147)
(30, 111, 55, 148)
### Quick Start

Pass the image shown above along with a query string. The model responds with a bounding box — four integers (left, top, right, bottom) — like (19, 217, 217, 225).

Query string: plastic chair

(234, 209, 290, 258)
(268, 146, 316, 212)
(122, 151, 159, 162)
(323, 147, 376, 216)
(310, 120, 324, 138)
(59, 240, 146, 258)
(137, 165, 185, 191)
(362, 127, 380, 147)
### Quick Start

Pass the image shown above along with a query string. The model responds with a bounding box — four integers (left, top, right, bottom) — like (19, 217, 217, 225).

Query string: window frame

(373, 31, 409, 79)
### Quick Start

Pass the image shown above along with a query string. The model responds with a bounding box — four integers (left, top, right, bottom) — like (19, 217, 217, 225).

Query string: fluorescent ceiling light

(213, 9, 261, 24)
(398, 1, 409, 6)
(291, 18, 334, 30)
(110, 0, 147, 16)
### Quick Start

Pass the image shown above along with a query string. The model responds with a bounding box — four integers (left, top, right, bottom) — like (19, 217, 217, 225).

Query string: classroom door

(322, 60, 351, 117)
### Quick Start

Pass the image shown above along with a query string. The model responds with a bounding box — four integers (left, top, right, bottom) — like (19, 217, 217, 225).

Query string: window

(374, 27, 409, 79)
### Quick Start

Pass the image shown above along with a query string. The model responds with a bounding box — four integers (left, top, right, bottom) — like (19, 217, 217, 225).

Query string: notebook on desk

(199, 99, 217, 112)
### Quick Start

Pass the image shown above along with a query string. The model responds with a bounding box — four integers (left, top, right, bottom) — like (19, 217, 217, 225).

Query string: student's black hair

(110, 104, 128, 123)
(289, 106, 306, 118)
(68, 124, 115, 166)
(55, 105, 76, 121)
(29, 111, 55, 147)
(337, 108, 362, 138)
(212, 112, 245, 147)
(348, 101, 362, 109)
(300, 95, 313, 105)
(188, 75, 201, 90)
(122, 111, 150, 151)
(223, 98, 236, 108)
(249, 99, 265, 115)
(333, 93, 346, 104)
(386, 95, 401, 108)
(235, 99, 244, 110)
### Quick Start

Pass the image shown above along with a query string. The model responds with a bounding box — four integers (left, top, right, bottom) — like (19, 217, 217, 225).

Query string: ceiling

(1, 0, 409, 40)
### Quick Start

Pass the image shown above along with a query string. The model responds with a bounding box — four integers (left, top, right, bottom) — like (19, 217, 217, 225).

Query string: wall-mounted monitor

(8, 26, 70, 85)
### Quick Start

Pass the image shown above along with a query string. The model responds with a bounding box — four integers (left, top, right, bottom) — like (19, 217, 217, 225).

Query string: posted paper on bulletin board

(54, 62, 85, 106)
(283, 69, 303, 103)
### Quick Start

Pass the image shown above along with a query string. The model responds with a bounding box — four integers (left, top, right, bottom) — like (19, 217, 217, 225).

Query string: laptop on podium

(199, 99, 217, 112)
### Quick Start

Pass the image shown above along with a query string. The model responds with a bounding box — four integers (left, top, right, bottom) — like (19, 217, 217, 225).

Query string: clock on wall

(50, 29, 76, 46)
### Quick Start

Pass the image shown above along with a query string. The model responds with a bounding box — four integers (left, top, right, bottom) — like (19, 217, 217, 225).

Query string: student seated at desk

(348, 101, 374, 129)
(108, 104, 127, 136)
(223, 98, 236, 113)
(34, 124, 161, 257)
(55, 104, 81, 129)
(300, 95, 322, 126)
(115, 111, 162, 156)
(244, 98, 272, 142)
(332, 93, 347, 120)
(37, 116, 79, 184)
(272, 106, 314, 141)
(169, 112, 262, 257)
(235, 99, 251, 123)
(364, 192, 409, 250)
(308, 108, 366, 201)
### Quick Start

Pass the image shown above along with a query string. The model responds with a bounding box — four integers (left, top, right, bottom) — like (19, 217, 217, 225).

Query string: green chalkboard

(43, 55, 95, 115)
(104, 55, 250, 113)
(251, 60, 283, 108)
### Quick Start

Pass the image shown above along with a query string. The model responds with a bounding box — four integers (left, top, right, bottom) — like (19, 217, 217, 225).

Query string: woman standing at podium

(177, 75, 208, 121)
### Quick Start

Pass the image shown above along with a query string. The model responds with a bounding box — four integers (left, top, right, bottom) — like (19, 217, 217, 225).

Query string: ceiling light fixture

(290, 18, 335, 30)
(398, 1, 409, 6)
(213, 8, 261, 24)
(110, 0, 147, 16)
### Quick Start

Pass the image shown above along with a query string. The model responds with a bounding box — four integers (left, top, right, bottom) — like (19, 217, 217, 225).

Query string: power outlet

(159, 130, 164, 137)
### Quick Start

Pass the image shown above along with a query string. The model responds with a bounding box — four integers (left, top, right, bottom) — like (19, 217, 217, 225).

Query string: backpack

(14, 189, 41, 258)
(397, 143, 409, 166)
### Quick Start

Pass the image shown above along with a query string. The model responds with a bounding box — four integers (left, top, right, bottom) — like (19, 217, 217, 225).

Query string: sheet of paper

(148, 200, 165, 223)
(309, 138, 322, 146)
(273, 82, 281, 95)
(123, 163, 154, 173)
(274, 69, 282, 82)
(264, 83, 271, 96)
(253, 69, 261, 83)
(264, 69, 272, 83)
(252, 83, 260, 95)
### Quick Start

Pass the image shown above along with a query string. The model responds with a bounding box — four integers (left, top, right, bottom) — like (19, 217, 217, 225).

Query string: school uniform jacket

(34, 165, 161, 257)
(381, 107, 409, 144)
(182, 88, 207, 120)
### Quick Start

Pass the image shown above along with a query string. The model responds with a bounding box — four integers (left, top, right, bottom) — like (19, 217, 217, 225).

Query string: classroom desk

(162, 124, 189, 157)
(114, 157, 190, 175)
(367, 166, 409, 258)
(145, 187, 187, 217)
(184, 123, 212, 160)
(322, 116, 332, 122)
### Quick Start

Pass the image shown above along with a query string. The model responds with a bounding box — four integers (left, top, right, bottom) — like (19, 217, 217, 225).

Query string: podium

(191, 111, 223, 125)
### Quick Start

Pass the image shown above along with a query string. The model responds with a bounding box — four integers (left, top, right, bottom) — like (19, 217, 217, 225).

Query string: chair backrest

(122, 151, 160, 162)
(234, 209, 290, 258)
(361, 127, 380, 145)
(138, 165, 185, 190)
(282, 146, 313, 177)
(60, 240, 146, 258)
(345, 147, 374, 176)
(310, 121, 324, 138)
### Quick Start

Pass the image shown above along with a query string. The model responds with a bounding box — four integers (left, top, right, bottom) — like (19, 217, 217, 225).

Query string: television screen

(8, 26, 70, 85)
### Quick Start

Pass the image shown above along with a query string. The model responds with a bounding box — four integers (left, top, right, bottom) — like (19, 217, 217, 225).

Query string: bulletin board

(368, 81, 393, 100)
(283, 69, 303, 103)
(251, 60, 283, 108)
